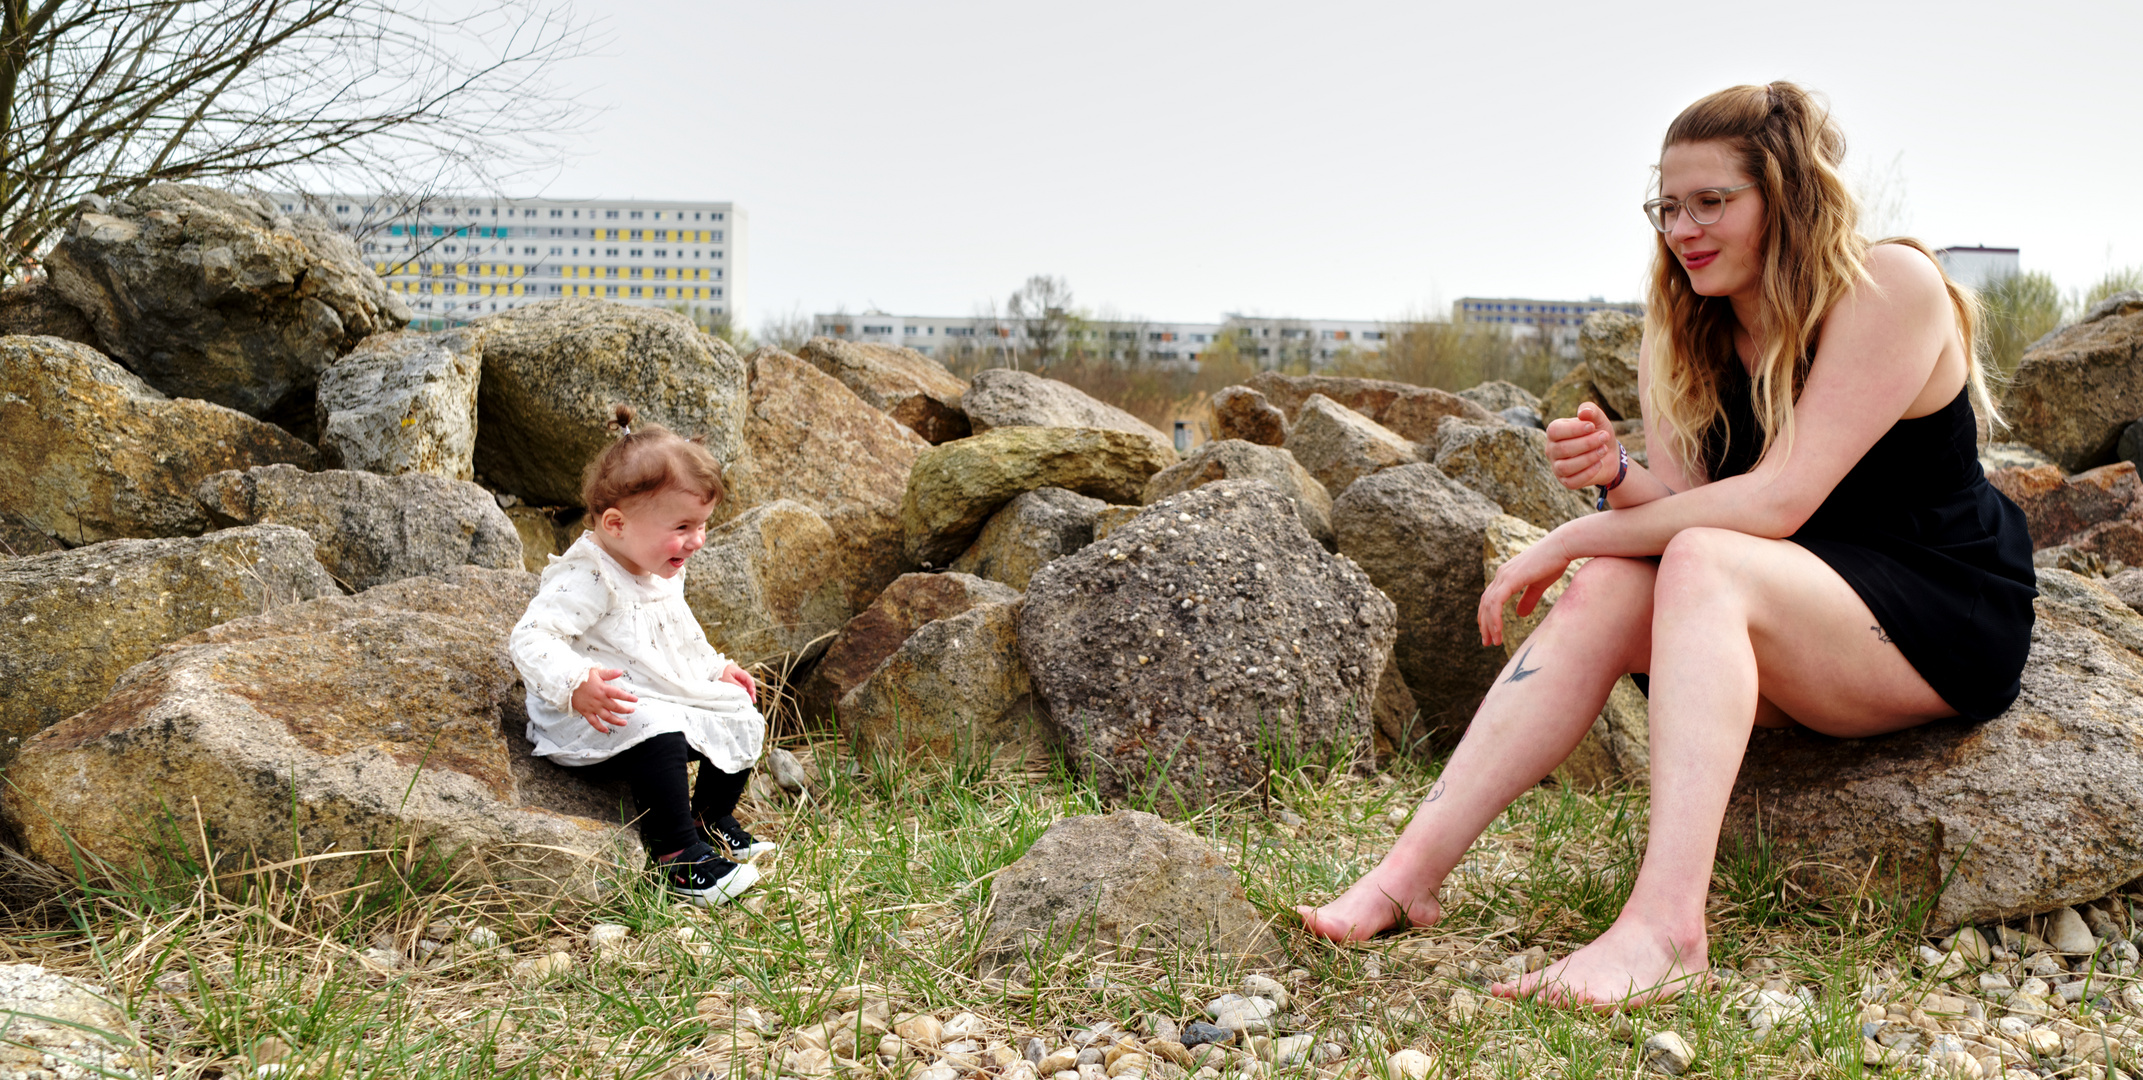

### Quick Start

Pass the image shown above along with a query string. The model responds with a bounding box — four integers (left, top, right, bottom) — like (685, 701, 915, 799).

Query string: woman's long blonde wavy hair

(1644, 82, 1996, 479)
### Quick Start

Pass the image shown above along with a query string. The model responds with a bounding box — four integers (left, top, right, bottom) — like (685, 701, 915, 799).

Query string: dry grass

(2, 722, 2064, 1080)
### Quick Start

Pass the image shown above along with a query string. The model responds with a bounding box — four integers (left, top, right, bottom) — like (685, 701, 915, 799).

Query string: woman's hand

(1477, 531, 1575, 647)
(720, 662, 758, 703)
(1545, 402, 1623, 491)
(573, 667, 638, 733)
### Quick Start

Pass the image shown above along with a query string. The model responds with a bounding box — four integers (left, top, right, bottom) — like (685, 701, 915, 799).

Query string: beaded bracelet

(1596, 443, 1630, 511)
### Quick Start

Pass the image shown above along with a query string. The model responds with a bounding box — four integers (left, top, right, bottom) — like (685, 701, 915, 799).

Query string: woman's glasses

(1644, 183, 1755, 232)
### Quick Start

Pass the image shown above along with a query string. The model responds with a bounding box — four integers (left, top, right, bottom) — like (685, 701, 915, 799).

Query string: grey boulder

(316, 327, 483, 479)
(195, 464, 522, 592)
(962, 368, 1176, 460)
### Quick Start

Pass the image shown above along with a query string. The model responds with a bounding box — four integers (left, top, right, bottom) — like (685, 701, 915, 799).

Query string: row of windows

(308, 203, 728, 223)
(1463, 301, 1625, 315)
(383, 224, 723, 243)
(374, 263, 725, 282)
(387, 280, 724, 301)
(826, 324, 1386, 345)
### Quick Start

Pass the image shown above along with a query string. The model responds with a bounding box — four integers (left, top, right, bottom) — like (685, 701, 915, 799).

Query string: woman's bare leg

(1497, 528, 1956, 1007)
(1296, 556, 1658, 941)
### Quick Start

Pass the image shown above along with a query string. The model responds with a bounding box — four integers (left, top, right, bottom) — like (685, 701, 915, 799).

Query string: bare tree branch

(2, 0, 598, 277)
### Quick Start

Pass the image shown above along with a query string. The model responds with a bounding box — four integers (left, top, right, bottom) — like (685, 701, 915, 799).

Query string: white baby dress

(509, 532, 765, 771)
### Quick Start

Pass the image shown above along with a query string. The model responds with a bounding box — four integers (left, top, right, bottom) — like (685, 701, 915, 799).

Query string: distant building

(811, 312, 1389, 366)
(283, 194, 745, 328)
(1452, 297, 1644, 355)
(1935, 246, 2020, 291)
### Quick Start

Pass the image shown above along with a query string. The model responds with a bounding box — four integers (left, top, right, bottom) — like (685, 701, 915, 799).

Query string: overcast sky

(527, 0, 2141, 331)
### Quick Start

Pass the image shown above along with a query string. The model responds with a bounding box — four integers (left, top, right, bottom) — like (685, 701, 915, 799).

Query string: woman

(1294, 81, 2036, 1007)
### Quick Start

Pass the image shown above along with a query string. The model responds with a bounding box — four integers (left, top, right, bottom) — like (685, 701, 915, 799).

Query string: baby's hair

(580, 404, 726, 515)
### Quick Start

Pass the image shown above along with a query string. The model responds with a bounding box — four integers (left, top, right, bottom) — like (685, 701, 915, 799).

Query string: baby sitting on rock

(508, 404, 775, 905)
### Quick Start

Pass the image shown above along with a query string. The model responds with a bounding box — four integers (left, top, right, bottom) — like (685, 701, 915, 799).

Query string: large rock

(0, 279, 101, 348)
(949, 487, 1108, 590)
(1723, 568, 2143, 932)
(1481, 515, 1649, 787)
(194, 464, 521, 592)
(503, 506, 581, 574)
(1, 568, 638, 894)
(961, 368, 1176, 460)
(0, 335, 317, 545)
(680, 500, 850, 668)
(1019, 480, 1396, 810)
(1209, 385, 1288, 446)
(1433, 419, 1594, 530)
(979, 810, 1283, 973)
(901, 427, 1174, 566)
(837, 600, 1042, 762)
(1283, 394, 1420, 497)
(1456, 379, 1542, 415)
(0, 965, 145, 1078)
(469, 299, 748, 506)
(1141, 439, 1334, 550)
(316, 327, 483, 479)
(1985, 462, 2142, 550)
(796, 572, 1021, 724)
(1371, 657, 1424, 760)
(1247, 371, 1493, 442)
(1539, 363, 1601, 425)
(0, 509, 64, 558)
(1999, 291, 2143, 473)
(45, 185, 408, 428)
(0, 526, 336, 770)
(1579, 310, 1644, 420)
(729, 348, 926, 606)
(1333, 463, 1508, 744)
(797, 336, 971, 444)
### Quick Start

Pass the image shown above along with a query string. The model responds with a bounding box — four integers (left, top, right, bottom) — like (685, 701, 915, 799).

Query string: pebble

(589, 923, 630, 954)
(1026, 1038, 1048, 1064)
(463, 925, 501, 950)
(1446, 988, 1480, 1023)
(918, 1067, 962, 1080)
(1640, 1031, 1694, 1076)
(767, 746, 810, 794)
(1934, 1049, 1985, 1078)
(1945, 928, 1994, 963)
(1386, 1048, 1435, 1080)
(1863, 1037, 1910, 1067)
(1077, 1048, 1104, 1067)
(1241, 974, 1289, 1009)
(1181, 1022, 1234, 1049)
(1039, 1052, 1078, 1074)
(896, 1014, 945, 1049)
(2017, 1027, 2062, 1056)
(2049, 907, 2098, 954)
(1146, 1016, 1180, 1045)
(1277, 810, 1303, 827)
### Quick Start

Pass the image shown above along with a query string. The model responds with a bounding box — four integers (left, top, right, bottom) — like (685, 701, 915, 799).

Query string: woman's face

(1658, 140, 1766, 303)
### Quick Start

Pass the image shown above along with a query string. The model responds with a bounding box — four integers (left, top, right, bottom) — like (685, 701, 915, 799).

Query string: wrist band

(1596, 443, 1630, 511)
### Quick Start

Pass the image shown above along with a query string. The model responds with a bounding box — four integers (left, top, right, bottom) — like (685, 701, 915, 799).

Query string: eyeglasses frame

(1643, 182, 1756, 233)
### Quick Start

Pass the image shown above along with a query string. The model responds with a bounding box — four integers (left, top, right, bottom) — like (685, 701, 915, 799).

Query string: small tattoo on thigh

(1426, 779, 1448, 803)
(1871, 624, 1892, 644)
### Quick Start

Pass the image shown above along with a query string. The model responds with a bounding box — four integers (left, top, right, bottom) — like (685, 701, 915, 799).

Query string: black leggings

(564, 732, 749, 857)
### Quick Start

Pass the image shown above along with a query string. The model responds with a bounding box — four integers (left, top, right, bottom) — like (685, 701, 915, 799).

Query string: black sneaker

(702, 815, 779, 861)
(661, 843, 759, 906)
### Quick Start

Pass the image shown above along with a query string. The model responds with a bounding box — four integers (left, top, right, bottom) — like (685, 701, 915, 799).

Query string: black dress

(1701, 360, 2037, 720)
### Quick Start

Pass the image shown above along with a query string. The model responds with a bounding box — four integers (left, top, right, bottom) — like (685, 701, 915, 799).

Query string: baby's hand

(720, 662, 757, 703)
(573, 667, 638, 733)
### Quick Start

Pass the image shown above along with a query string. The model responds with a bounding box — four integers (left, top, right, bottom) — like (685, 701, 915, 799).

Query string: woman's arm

(1545, 333, 1698, 509)
(1481, 246, 1959, 643)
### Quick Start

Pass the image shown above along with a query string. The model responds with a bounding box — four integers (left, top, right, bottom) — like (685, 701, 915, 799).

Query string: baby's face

(598, 485, 718, 578)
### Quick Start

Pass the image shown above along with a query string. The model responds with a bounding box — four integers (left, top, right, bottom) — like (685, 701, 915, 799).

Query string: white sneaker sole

(677, 861, 761, 907)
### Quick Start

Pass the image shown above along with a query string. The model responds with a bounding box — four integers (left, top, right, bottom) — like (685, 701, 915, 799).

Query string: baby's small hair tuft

(609, 403, 637, 436)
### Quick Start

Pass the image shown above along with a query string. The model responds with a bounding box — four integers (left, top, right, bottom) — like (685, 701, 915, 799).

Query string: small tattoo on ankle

(1871, 624, 1892, 644)
(1505, 645, 1541, 683)
(1426, 779, 1447, 803)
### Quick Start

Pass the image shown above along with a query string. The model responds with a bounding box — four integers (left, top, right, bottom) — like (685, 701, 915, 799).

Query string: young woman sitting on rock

(1295, 81, 2036, 1006)
(509, 405, 778, 907)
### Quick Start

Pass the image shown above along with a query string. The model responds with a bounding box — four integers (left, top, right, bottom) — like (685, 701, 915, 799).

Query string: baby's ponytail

(580, 403, 726, 514)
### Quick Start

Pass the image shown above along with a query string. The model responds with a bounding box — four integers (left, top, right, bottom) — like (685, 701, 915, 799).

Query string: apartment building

(1934, 246, 2020, 291)
(812, 312, 1389, 366)
(1453, 296, 1643, 355)
(280, 195, 746, 328)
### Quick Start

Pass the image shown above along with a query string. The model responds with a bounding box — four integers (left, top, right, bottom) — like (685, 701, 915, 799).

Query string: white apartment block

(280, 195, 746, 328)
(1935, 246, 2020, 292)
(1453, 297, 1644, 355)
(813, 312, 1390, 366)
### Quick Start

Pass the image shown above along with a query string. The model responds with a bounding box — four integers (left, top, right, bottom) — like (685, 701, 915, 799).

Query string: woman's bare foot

(1489, 920, 1708, 1009)
(1295, 870, 1442, 942)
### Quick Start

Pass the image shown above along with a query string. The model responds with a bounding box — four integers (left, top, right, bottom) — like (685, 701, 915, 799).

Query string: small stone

(1277, 810, 1303, 827)
(1934, 1049, 1985, 1078)
(1640, 1031, 1695, 1075)
(1386, 1048, 1436, 1080)
(897, 1015, 946, 1050)
(1026, 1038, 1048, 1064)
(1039, 1051, 1079, 1073)
(1446, 989, 1480, 1023)
(463, 925, 501, 950)
(1863, 1037, 1910, 1067)
(1055, 1072, 1080, 1080)
(1077, 1064, 1108, 1080)
(588, 923, 630, 951)
(1078, 1048, 1104, 1067)
(1107, 1053, 1150, 1077)
(2023, 952, 2067, 978)
(2048, 907, 2098, 955)
(1181, 1022, 1234, 1049)
(918, 1067, 963, 1080)
(2082, 904, 2121, 941)
(768, 746, 810, 795)
(1242, 974, 1289, 1010)
(1945, 928, 1994, 963)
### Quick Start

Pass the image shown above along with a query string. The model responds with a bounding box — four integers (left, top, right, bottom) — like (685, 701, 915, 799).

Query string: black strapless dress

(1702, 362, 2037, 720)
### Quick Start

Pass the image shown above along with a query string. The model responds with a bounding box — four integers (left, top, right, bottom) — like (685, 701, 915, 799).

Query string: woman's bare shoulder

(1854, 242, 1950, 311)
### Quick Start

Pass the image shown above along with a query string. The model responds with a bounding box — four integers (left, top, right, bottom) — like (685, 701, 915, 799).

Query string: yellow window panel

(453, 264, 466, 276)
(512, 283, 523, 296)
(454, 282, 466, 295)
(431, 282, 444, 295)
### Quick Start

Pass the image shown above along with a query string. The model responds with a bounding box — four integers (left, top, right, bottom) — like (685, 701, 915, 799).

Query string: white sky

(530, 0, 2142, 331)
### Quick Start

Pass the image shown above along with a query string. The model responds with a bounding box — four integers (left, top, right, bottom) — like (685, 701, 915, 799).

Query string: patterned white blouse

(508, 532, 764, 772)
